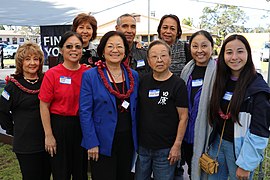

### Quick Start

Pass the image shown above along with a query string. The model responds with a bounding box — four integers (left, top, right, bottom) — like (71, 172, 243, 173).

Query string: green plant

(253, 141, 270, 179)
(0, 143, 21, 180)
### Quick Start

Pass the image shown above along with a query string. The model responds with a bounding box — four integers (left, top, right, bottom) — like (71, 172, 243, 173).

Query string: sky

(40, 0, 270, 28)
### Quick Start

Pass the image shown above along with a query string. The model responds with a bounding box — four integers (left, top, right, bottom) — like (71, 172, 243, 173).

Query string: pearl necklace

(24, 76, 39, 84)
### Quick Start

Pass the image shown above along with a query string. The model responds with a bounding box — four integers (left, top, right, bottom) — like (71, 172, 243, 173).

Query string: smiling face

(60, 35, 83, 64)
(103, 35, 125, 66)
(160, 17, 178, 46)
(22, 53, 40, 78)
(148, 44, 171, 74)
(224, 39, 248, 78)
(190, 34, 213, 66)
(116, 16, 136, 46)
(76, 22, 93, 47)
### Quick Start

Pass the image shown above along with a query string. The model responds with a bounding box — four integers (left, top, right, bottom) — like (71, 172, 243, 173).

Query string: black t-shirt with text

(138, 73, 188, 149)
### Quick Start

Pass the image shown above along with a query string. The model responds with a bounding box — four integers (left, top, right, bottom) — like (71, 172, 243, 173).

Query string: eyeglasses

(65, 44, 82, 50)
(106, 45, 124, 51)
(149, 54, 170, 61)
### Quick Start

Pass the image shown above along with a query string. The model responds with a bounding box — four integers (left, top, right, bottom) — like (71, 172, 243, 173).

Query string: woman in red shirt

(39, 31, 89, 180)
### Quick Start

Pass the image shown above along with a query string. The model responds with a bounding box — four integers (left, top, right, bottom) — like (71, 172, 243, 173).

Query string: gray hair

(147, 40, 171, 58)
(116, 13, 136, 26)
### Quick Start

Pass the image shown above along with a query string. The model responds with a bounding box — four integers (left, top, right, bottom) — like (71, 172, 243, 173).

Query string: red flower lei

(218, 100, 232, 120)
(95, 60, 134, 99)
(5, 75, 40, 94)
(218, 110, 231, 120)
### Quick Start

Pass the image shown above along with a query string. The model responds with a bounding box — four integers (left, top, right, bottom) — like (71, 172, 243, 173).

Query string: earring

(102, 54, 104, 58)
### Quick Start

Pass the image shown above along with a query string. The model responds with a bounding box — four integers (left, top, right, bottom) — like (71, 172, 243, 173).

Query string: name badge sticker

(122, 100, 130, 109)
(148, 89, 160, 98)
(136, 59, 145, 68)
(1, 90, 10, 100)
(223, 91, 233, 101)
(60, 76, 71, 84)
(192, 79, 203, 87)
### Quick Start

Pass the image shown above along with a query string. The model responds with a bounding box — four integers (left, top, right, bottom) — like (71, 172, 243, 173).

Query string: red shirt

(39, 64, 89, 116)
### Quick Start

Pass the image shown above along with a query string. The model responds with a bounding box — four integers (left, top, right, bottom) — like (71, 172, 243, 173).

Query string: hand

(135, 42, 143, 49)
(45, 134, 57, 157)
(167, 144, 181, 165)
(236, 167, 250, 180)
(88, 146, 99, 161)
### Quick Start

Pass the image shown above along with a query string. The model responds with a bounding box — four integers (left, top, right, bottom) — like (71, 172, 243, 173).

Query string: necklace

(24, 76, 39, 84)
(110, 71, 122, 79)
(95, 60, 134, 100)
(107, 67, 128, 112)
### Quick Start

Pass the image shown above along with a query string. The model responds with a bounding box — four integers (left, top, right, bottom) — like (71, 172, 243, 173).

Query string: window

(12, 37, 17, 44)
(19, 38, 24, 43)
(142, 35, 154, 42)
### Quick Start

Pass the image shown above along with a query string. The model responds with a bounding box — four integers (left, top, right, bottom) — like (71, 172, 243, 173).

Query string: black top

(190, 65, 207, 105)
(112, 82, 132, 133)
(216, 78, 236, 142)
(138, 73, 188, 149)
(79, 48, 99, 66)
(127, 42, 150, 78)
(0, 76, 45, 153)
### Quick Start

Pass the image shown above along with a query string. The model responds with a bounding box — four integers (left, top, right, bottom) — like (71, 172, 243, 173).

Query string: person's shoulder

(3, 76, 23, 93)
(171, 74, 185, 83)
(47, 64, 62, 72)
(140, 72, 151, 82)
(80, 64, 91, 71)
(44, 64, 65, 79)
(83, 66, 98, 76)
(131, 68, 138, 75)
(132, 42, 147, 52)
(247, 73, 270, 96)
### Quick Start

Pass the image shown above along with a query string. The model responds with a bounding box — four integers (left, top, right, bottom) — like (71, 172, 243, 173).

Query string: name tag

(223, 91, 233, 101)
(192, 79, 203, 87)
(60, 76, 71, 84)
(1, 90, 10, 100)
(121, 100, 130, 109)
(149, 89, 160, 98)
(137, 59, 145, 68)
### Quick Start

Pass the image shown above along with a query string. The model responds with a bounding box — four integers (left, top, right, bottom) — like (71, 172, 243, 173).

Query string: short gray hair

(116, 13, 136, 26)
(147, 40, 171, 58)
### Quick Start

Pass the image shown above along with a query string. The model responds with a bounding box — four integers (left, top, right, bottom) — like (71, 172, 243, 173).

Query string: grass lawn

(0, 141, 269, 179)
(0, 143, 21, 180)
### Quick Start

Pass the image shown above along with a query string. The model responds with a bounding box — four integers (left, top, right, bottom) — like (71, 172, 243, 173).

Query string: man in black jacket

(116, 14, 150, 78)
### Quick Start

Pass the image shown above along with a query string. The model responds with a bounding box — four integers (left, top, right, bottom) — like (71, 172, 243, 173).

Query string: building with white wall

(0, 30, 39, 45)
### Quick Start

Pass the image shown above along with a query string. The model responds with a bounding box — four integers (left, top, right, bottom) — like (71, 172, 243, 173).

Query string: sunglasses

(65, 44, 82, 50)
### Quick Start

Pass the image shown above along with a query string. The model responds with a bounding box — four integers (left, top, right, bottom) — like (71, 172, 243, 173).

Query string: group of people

(0, 12, 269, 180)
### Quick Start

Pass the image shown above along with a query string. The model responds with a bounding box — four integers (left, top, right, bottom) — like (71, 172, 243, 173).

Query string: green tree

(182, 17, 193, 27)
(0, 25, 5, 30)
(199, 4, 248, 38)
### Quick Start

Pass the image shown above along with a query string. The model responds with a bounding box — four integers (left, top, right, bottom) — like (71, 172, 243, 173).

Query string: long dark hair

(210, 34, 256, 125)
